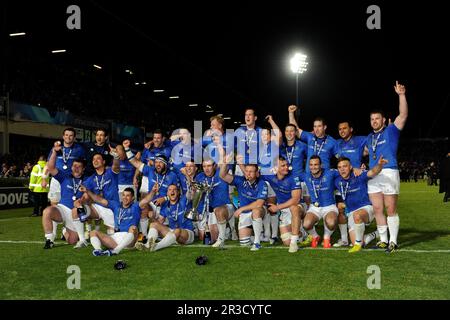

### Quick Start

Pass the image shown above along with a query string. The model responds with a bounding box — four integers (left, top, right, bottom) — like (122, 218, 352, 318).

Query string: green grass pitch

(1, 182, 449, 299)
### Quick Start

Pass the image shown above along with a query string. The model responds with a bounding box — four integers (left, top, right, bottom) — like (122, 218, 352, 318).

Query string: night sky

(2, 0, 449, 138)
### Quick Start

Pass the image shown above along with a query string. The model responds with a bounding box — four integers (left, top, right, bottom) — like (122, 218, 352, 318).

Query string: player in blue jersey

(335, 156, 388, 253)
(73, 151, 121, 247)
(123, 142, 179, 242)
(137, 129, 172, 199)
(135, 184, 196, 252)
(261, 156, 303, 253)
(169, 128, 202, 174)
(280, 124, 308, 178)
(259, 116, 282, 243)
(195, 158, 235, 248)
(301, 155, 342, 249)
(280, 122, 310, 216)
(234, 109, 262, 175)
(41, 141, 87, 249)
(219, 152, 268, 251)
(333, 121, 368, 248)
(178, 159, 199, 195)
(288, 105, 339, 172)
(83, 128, 112, 177)
(366, 81, 408, 253)
(79, 185, 154, 256)
(45, 128, 86, 205)
(203, 114, 234, 165)
(118, 155, 136, 200)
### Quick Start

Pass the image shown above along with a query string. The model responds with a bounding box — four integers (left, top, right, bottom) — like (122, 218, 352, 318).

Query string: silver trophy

(184, 181, 212, 221)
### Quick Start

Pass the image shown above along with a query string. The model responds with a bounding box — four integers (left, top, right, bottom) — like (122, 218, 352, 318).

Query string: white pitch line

(0, 240, 449, 253)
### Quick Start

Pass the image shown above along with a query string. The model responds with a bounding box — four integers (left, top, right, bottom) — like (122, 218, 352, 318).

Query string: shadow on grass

(397, 228, 450, 248)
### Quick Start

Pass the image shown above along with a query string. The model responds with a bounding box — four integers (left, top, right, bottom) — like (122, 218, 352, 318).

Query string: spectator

(29, 155, 50, 217)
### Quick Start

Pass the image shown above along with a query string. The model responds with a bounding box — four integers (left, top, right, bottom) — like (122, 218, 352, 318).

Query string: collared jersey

(160, 196, 194, 231)
(366, 124, 400, 169)
(280, 140, 307, 177)
(334, 171, 372, 213)
(107, 200, 141, 232)
(301, 169, 340, 207)
(53, 170, 85, 209)
(231, 176, 268, 207)
(84, 167, 120, 205)
(300, 132, 338, 172)
(261, 174, 301, 204)
(336, 135, 367, 168)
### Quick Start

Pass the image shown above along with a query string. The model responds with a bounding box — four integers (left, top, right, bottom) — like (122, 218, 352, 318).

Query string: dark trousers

(33, 192, 49, 215)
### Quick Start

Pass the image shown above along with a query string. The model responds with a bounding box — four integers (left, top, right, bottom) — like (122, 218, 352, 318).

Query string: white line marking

(0, 240, 449, 253)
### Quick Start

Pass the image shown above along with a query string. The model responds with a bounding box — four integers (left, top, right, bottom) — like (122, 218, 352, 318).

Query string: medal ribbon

(72, 178, 82, 199)
(340, 181, 350, 201)
(313, 136, 327, 156)
(62, 147, 72, 165)
(311, 173, 324, 202)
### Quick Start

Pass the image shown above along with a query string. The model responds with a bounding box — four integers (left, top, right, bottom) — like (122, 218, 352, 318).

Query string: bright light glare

(290, 53, 308, 74)
(9, 32, 26, 37)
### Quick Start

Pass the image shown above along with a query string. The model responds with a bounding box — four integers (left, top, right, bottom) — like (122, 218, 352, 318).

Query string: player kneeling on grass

(219, 151, 268, 251)
(79, 185, 153, 256)
(135, 184, 195, 252)
(335, 156, 388, 253)
(42, 141, 86, 249)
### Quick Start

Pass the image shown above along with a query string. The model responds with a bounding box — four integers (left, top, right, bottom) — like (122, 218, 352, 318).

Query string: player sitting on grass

(135, 184, 195, 252)
(79, 185, 154, 256)
(335, 156, 388, 253)
(42, 141, 86, 249)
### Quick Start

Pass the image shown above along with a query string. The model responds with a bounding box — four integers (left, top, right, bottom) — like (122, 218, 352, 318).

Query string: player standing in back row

(366, 81, 408, 253)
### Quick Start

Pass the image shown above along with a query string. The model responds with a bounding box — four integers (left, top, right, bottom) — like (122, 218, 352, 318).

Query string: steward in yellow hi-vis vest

(29, 156, 50, 216)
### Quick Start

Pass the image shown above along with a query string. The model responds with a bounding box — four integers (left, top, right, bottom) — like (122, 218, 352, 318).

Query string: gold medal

(373, 155, 377, 160)
(314, 202, 319, 207)
(247, 149, 251, 154)
(289, 166, 293, 171)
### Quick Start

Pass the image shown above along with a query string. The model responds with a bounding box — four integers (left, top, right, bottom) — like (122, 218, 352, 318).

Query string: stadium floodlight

(188, 104, 198, 107)
(290, 52, 308, 106)
(169, 96, 180, 99)
(223, 117, 231, 120)
(141, 82, 146, 85)
(205, 110, 214, 113)
(9, 32, 26, 37)
(153, 89, 164, 93)
(134, 82, 139, 85)
(93, 64, 102, 70)
(51, 49, 66, 53)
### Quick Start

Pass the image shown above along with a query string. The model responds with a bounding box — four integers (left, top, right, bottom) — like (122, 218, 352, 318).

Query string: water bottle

(77, 206, 88, 223)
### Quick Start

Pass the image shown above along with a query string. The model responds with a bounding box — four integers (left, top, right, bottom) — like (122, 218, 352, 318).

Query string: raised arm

(47, 141, 61, 176)
(109, 144, 122, 174)
(138, 183, 159, 209)
(288, 105, 303, 138)
(265, 115, 283, 145)
(118, 140, 143, 171)
(393, 81, 408, 130)
(218, 147, 234, 184)
(367, 155, 389, 178)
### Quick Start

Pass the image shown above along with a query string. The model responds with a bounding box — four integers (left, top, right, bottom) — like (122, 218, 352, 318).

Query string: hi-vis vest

(29, 161, 50, 193)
